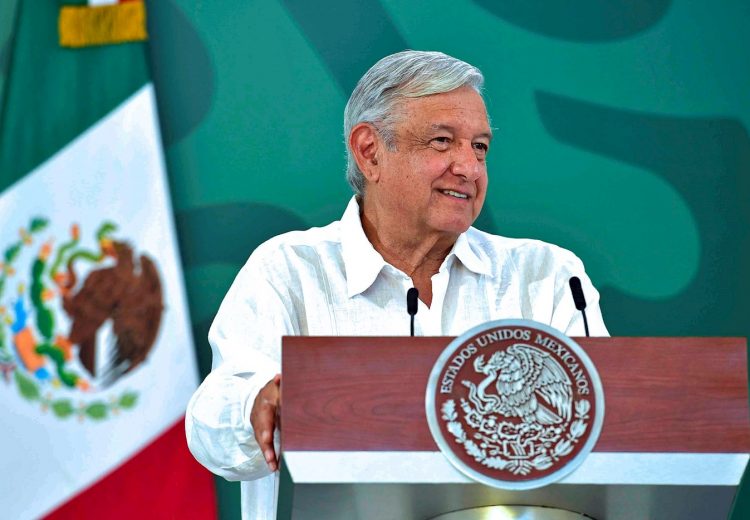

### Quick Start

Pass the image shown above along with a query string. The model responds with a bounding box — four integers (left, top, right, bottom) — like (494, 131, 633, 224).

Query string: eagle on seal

(467, 344, 572, 425)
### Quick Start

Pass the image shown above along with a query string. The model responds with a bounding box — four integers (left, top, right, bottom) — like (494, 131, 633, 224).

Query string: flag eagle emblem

(0, 217, 163, 421)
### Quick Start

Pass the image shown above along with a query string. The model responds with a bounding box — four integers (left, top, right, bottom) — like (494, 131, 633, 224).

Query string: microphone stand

(407, 287, 419, 337)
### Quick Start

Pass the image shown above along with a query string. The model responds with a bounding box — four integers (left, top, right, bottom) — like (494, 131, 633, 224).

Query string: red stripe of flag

(44, 417, 217, 519)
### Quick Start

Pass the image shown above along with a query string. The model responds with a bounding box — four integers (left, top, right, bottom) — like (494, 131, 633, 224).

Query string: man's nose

(450, 141, 482, 180)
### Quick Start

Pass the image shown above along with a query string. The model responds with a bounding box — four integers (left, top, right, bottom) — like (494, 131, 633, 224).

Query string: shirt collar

(449, 230, 493, 277)
(340, 196, 493, 298)
(340, 197, 390, 298)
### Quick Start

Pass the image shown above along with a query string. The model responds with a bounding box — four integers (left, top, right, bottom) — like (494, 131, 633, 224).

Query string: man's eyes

(429, 137, 489, 156)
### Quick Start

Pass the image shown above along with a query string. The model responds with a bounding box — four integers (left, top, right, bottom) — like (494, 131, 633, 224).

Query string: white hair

(343, 50, 485, 195)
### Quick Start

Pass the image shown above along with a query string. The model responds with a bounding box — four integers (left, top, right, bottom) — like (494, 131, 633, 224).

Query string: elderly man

(186, 50, 608, 519)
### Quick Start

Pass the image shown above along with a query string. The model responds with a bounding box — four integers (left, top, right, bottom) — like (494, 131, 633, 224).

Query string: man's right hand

(250, 373, 281, 472)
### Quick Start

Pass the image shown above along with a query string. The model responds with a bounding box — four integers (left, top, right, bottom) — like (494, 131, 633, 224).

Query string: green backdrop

(1, 1, 748, 518)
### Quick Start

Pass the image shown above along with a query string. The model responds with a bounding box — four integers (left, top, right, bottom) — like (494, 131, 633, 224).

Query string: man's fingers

(253, 405, 277, 470)
(275, 373, 282, 429)
(257, 414, 277, 470)
(251, 376, 282, 472)
(264, 453, 277, 471)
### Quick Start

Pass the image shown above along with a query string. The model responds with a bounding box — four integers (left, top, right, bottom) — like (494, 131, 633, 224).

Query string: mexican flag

(0, 1, 216, 518)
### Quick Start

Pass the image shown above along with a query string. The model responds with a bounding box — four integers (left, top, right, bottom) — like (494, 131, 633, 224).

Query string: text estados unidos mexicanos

(439, 329, 590, 395)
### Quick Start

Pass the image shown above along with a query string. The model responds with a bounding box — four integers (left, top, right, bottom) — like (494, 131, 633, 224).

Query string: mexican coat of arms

(426, 320, 604, 489)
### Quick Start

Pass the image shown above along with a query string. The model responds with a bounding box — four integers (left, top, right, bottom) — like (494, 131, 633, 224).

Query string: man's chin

(435, 220, 473, 237)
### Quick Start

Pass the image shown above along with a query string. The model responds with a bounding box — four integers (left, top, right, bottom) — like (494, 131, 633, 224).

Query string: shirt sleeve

(185, 249, 297, 481)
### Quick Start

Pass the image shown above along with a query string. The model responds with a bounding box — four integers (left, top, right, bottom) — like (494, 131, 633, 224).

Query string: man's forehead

(389, 88, 492, 137)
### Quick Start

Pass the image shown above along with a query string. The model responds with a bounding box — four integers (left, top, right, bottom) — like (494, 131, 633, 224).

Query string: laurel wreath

(0, 217, 140, 423)
(442, 398, 591, 475)
(12, 365, 138, 421)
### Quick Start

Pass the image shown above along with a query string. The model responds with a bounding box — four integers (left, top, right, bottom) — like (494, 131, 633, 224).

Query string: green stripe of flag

(0, 0, 149, 191)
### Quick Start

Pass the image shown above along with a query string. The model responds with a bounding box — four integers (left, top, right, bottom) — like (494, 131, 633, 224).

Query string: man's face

(371, 86, 491, 240)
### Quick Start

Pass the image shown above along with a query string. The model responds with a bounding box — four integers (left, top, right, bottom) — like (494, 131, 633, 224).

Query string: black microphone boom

(407, 287, 419, 337)
(568, 276, 590, 337)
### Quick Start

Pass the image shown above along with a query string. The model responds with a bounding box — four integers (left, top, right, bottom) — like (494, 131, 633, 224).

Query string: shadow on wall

(280, 0, 408, 93)
(147, 0, 215, 147)
(536, 91, 750, 335)
(472, 0, 672, 42)
(176, 202, 308, 374)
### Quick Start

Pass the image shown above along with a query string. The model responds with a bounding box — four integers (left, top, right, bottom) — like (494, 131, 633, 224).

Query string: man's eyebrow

(428, 123, 493, 140)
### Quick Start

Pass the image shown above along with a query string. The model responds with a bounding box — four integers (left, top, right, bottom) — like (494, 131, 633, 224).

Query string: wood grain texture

(281, 337, 750, 453)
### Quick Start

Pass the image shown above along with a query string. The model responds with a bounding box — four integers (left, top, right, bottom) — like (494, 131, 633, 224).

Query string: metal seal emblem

(426, 320, 604, 489)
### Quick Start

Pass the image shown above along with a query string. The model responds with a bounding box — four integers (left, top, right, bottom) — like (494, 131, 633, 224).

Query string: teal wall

(3, 1, 747, 518)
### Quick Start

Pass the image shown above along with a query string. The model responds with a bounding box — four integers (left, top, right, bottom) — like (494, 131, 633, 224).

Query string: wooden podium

(279, 337, 750, 520)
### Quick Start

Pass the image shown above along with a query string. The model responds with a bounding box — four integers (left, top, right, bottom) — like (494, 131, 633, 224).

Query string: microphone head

(569, 276, 587, 311)
(407, 287, 419, 316)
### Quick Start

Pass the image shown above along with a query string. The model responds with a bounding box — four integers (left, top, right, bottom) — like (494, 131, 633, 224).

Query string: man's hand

(251, 373, 281, 472)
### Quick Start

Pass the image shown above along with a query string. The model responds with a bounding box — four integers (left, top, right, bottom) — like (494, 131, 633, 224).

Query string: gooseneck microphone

(568, 276, 590, 337)
(407, 287, 419, 337)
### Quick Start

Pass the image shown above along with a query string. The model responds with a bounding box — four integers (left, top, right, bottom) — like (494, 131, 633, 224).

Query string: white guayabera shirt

(185, 197, 609, 520)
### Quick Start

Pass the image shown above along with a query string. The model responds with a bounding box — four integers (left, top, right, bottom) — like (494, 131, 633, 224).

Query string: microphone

(568, 276, 590, 337)
(407, 287, 419, 337)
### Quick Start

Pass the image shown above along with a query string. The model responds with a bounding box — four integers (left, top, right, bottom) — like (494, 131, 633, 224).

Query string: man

(186, 50, 608, 519)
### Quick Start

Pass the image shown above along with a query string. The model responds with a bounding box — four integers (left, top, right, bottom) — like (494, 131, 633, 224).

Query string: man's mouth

(441, 189, 469, 199)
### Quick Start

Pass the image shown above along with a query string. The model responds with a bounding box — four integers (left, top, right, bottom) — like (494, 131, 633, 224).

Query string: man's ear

(349, 123, 381, 183)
